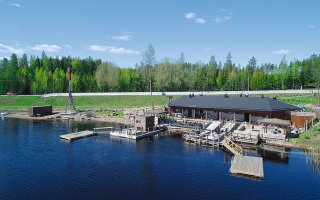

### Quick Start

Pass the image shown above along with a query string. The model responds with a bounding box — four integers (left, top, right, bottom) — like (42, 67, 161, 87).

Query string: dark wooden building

(291, 112, 317, 128)
(134, 115, 155, 131)
(168, 96, 299, 123)
(28, 106, 52, 117)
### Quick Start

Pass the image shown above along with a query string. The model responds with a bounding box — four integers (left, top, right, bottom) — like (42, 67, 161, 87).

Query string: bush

(304, 135, 311, 140)
(313, 126, 320, 132)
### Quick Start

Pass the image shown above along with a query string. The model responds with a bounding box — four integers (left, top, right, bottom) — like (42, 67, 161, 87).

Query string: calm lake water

(0, 118, 320, 200)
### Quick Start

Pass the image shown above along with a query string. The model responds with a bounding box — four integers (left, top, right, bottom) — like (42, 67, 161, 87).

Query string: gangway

(221, 136, 243, 155)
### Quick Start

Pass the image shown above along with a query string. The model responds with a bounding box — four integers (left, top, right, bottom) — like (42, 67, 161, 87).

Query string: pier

(60, 130, 97, 141)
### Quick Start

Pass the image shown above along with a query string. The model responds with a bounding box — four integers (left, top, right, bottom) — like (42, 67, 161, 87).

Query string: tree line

(0, 47, 320, 95)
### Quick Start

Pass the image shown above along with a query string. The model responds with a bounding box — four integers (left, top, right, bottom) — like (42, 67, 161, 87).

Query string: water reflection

(306, 149, 320, 174)
(257, 145, 289, 164)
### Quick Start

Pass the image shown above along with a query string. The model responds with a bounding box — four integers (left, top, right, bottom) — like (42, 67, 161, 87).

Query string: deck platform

(230, 155, 264, 178)
(60, 130, 97, 141)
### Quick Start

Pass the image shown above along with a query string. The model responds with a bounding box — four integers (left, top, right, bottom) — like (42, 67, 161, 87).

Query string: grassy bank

(0, 95, 180, 112)
(289, 125, 320, 149)
(0, 93, 318, 112)
(278, 95, 319, 106)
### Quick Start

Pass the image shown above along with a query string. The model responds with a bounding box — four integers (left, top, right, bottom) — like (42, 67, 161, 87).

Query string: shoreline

(3, 111, 129, 125)
(3, 112, 320, 151)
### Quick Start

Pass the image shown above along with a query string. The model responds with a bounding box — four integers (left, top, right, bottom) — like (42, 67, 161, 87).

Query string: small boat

(0, 112, 10, 116)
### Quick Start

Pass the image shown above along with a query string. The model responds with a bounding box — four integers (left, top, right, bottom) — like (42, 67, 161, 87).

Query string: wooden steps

(221, 137, 243, 155)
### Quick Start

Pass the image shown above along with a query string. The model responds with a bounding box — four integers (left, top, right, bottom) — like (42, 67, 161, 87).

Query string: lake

(0, 118, 319, 200)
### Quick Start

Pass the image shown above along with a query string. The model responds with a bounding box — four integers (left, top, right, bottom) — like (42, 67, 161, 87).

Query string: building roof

(145, 108, 168, 115)
(168, 96, 299, 112)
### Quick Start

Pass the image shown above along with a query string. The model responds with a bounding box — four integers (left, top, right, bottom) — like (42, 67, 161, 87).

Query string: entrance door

(244, 113, 250, 122)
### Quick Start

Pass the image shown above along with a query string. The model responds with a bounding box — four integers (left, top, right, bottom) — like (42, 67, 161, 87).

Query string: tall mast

(65, 66, 76, 114)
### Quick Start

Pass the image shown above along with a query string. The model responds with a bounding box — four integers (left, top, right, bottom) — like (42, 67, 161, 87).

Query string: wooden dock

(230, 155, 264, 178)
(60, 130, 97, 141)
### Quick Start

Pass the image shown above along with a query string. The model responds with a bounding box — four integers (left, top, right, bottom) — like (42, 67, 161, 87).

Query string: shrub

(304, 135, 311, 140)
(313, 126, 320, 132)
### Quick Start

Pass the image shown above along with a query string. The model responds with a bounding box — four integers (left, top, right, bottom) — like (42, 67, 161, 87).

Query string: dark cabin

(28, 106, 53, 117)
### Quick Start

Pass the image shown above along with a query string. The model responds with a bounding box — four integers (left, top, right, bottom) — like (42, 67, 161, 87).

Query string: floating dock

(60, 130, 97, 141)
(230, 155, 264, 178)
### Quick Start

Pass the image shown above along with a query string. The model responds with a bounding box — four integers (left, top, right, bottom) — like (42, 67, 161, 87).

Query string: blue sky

(0, 0, 319, 67)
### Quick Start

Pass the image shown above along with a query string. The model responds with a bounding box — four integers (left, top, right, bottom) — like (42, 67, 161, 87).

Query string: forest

(0, 46, 320, 95)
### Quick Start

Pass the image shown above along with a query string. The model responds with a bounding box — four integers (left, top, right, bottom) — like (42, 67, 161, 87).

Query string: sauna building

(168, 95, 299, 123)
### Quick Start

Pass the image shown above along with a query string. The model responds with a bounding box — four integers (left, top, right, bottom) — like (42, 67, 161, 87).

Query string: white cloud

(0, 43, 24, 54)
(215, 8, 233, 23)
(185, 12, 196, 19)
(88, 45, 140, 55)
(272, 49, 290, 55)
(88, 45, 109, 51)
(308, 24, 316, 29)
(215, 15, 232, 23)
(10, 3, 21, 7)
(30, 44, 62, 52)
(64, 44, 72, 48)
(112, 34, 131, 41)
(195, 18, 206, 24)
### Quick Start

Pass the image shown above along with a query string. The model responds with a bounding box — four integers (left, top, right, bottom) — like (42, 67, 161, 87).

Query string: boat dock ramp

(221, 137, 243, 155)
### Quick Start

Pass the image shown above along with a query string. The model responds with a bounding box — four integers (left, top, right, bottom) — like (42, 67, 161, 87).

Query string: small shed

(291, 112, 317, 128)
(28, 106, 52, 117)
(134, 115, 155, 131)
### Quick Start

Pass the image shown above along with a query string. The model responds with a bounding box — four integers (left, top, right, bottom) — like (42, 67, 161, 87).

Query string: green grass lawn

(289, 125, 320, 148)
(278, 95, 319, 106)
(0, 95, 180, 112)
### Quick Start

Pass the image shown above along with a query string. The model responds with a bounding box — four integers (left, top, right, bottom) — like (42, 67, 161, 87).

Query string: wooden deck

(230, 155, 264, 178)
(60, 130, 97, 141)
